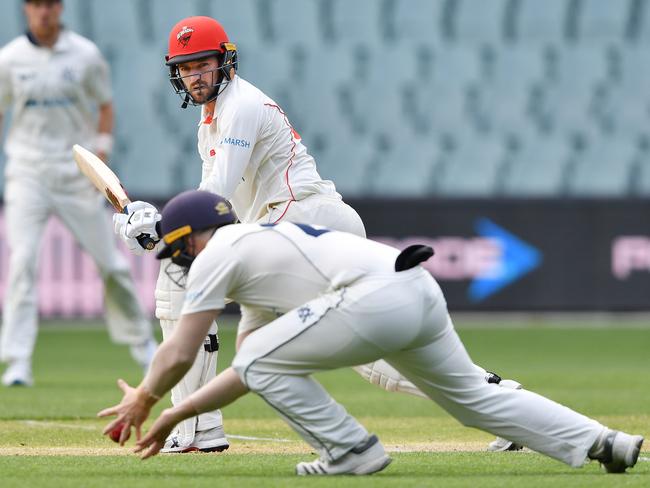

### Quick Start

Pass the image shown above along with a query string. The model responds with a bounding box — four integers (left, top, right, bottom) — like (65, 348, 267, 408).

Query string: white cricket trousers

(0, 161, 152, 362)
(233, 268, 605, 465)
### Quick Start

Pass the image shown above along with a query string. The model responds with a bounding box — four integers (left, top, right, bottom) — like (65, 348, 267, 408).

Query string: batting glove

(113, 201, 161, 255)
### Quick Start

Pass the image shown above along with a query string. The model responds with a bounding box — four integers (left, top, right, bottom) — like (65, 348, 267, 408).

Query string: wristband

(95, 132, 114, 155)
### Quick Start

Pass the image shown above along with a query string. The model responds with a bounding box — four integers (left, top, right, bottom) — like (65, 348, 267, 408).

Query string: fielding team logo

(215, 202, 230, 215)
(176, 26, 194, 47)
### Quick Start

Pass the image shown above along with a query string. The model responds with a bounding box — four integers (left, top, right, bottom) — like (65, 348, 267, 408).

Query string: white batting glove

(112, 201, 161, 255)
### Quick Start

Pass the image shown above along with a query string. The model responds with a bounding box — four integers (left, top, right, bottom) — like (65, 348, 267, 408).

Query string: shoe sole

(3, 380, 33, 387)
(199, 444, 229, 453)
(351, 455, 392, 475)
(160, 447, 200, 454)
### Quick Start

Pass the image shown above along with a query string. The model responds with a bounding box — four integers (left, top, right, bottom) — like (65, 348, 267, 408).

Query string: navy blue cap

(156, 190, 237, 260)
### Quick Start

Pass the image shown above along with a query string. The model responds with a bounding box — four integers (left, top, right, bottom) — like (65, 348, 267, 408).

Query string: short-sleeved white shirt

(0, 30, 111, 162)
(197, 75, 339, 223)
(181, 222, 400, 319)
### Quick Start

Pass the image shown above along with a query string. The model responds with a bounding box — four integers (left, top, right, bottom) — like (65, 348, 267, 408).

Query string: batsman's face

(24, 0, 63, 36)
(177, 57, 221, 104)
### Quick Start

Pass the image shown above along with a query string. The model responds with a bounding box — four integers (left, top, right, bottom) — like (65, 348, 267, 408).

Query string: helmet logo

(176, 26, 194, 47)
(215, 202, 230, 216)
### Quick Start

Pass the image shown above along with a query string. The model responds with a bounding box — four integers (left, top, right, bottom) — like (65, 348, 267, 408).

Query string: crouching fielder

(99, 191, 643, 476)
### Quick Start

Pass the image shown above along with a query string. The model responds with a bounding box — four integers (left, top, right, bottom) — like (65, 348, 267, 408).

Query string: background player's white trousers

(156, 264, 222, 443)
(0, 161, 152, 362)
(233, 268, 604, 465)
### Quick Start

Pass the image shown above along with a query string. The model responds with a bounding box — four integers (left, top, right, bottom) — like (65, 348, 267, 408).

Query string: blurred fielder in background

(115, 15, 521, 453)
(0, 0, 156, 386)
(100, 190, 643, 476)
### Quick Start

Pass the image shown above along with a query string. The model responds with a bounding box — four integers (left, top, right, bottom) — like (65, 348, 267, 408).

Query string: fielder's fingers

(140, 441, 164, 460)
(133, 431, 152, 454)
(101, 415, 124, 435)
(119, 421, 132, 446)
(117, 378, 131, 393)
(135, 424, 142, 441)
(97, 405, 120, 419)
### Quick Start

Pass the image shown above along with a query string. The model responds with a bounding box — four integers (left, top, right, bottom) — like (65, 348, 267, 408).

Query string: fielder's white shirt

(197, 75, 339, 223)
(0, 30, 111, 162)
(181, 222, 399, 322)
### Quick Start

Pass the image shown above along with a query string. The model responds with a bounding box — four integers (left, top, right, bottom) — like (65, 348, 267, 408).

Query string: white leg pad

(353, 361, 428, 399)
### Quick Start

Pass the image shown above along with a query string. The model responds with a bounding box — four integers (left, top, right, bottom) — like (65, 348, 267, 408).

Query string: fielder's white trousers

(0, 161, 152, 362)
(233, 268, 604, 465)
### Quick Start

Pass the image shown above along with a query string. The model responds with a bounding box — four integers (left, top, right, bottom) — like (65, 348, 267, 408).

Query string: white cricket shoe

(161, 425, 229, 453)
(487, 436, 524, 452)
(1, 359, 33, 387)
(295, 434, 391, 476)
(190, 425, 230, 453)
(591, 430, 644, 473)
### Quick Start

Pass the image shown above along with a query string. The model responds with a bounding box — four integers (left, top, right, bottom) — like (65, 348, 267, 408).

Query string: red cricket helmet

(165, 16, 238, 108)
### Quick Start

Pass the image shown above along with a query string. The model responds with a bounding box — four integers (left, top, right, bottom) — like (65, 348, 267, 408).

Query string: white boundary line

(226, 434, 293, 443)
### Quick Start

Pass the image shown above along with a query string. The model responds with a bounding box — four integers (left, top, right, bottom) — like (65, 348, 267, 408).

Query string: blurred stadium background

(2, 0, 650, 315)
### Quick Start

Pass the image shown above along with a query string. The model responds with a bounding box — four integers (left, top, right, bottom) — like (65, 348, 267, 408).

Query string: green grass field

(0, 317, 648, 487)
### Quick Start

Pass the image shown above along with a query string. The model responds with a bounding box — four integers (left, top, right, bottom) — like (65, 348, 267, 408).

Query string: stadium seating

(2, 0, 650, 198)
(434, 130, 510, 196)
(576, 0, 634, 44)
(264, 0, 324, 47)
(452, 0, 512, 44)
(515, 0, 575, 43)
(502, 130, 576, 196)
(388, 0, 449, 44)
(568, 132, 640, 196)
(369, 128, 442, 196)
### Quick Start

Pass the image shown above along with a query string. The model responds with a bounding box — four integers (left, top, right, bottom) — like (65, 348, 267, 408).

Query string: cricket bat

(72, 144, 156, 250)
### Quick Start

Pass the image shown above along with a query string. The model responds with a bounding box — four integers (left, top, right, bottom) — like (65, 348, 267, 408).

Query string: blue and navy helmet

(156, 190, 237, 262)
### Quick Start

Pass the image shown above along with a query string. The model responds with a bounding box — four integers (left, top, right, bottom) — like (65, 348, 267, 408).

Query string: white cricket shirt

(181, 222, 400, 318)
(197, 75, 339, 223)
(0, 30, 111, 162)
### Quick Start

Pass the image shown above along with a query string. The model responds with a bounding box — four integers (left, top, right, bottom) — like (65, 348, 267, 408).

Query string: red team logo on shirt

(176, 26, 194, 47)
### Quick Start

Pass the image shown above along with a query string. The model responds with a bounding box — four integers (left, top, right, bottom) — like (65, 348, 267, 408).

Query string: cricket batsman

(100, 190, 644, 476)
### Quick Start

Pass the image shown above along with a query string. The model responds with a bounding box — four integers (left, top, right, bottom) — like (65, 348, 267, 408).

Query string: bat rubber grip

(136, 234, 157, 251)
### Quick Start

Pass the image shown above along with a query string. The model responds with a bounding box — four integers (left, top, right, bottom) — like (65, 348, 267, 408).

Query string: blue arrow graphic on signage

(468, 218, 542, 303)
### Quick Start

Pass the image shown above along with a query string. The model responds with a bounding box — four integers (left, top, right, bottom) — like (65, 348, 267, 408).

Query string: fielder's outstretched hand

(133, 407, 181, 459)
(97, 378, 158, 445)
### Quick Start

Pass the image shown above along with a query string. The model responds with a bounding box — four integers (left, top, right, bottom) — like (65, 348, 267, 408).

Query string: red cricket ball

(109, 422, 131, 443)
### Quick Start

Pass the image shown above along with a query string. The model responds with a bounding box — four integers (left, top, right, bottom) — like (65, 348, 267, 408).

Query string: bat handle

(136, 234, 157, 251)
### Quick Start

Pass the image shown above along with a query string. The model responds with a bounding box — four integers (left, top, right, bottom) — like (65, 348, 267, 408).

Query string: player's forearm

(96, 103, 114, 160)
(97, 102, 114, 134)
(186, 367, 249, 414)
(141, 310, 219, 398)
